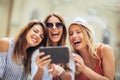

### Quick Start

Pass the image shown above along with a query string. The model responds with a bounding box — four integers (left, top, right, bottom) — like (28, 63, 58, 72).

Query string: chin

(74, 46, 80, 50)
(31, 43, 38, 47)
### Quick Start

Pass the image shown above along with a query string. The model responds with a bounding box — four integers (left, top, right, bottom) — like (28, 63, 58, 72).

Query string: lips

(51, 31, 60, 38)
(73, 40, 81, 46)
(31, 36, 39, 43)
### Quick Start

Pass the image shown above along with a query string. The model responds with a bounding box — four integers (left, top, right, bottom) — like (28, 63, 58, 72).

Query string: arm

(73, 44, 115, 80)
(0, 38, 9, 52)
(0, 38, 9, 79)
(101, 44, 115, 80)
(50, 51, 75, 80)
(60, 71, 73, 80)
(31, 50, 51, 80)
(49, 64, 72, 80)
(83, 45, 115, 80)
(33, 68, 44, 80)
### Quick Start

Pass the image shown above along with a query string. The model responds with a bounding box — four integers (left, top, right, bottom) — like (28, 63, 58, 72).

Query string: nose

(72, 33, 78, 38)
(36, 33, 39, 37)
(35, 33, 40, 39)
(53, 24, 57, 29)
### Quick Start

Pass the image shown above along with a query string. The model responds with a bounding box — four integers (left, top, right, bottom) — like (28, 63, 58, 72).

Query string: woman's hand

(48, 64, 65, 77)
(72, 53, 86, 72)
(35, 52, 51, 69)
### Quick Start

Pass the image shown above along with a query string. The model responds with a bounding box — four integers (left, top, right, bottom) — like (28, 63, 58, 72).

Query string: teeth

(52, 32, 58, 35)
(32, 38, 37, 43)
(74, 40, 80, 43)
(51, 31, 59, 35)
(31, 36, 38, 43)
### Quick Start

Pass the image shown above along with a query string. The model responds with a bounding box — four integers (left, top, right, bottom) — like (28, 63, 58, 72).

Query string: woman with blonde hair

(68, 17, 115, 80)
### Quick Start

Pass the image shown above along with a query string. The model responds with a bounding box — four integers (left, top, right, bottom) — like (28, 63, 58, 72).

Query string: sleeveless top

(75, 45, 103, 80)
(0, 38, 28, 80)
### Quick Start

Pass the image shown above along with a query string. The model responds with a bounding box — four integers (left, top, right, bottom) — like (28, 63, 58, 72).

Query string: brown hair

(44, 12, 67, 46)
(13, 20, 47, 74)
(44, 12, 71, 71)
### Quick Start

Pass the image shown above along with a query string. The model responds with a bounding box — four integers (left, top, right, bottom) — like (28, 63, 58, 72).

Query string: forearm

(33, 68, 44, 80)
(82, 66, 109, 80)
(60, 72, 72, 80)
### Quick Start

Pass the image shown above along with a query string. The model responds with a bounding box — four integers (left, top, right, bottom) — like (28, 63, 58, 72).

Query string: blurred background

(0, 0, 120, 79)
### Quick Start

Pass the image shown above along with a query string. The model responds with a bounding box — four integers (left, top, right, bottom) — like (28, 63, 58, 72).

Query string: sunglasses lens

(46, 23, 53, 28)
(46, 22, 63, 28)
(56, 22, 63, 28)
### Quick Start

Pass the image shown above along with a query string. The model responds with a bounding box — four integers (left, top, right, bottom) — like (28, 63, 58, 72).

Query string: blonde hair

(68, 17, 99, 74)
(81, 25, 98, 58)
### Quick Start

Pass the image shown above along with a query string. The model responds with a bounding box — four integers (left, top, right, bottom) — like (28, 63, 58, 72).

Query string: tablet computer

(39, 46, 69, 63)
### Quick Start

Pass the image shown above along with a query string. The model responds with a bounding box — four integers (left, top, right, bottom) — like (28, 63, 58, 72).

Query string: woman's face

(69, 24, 87, 50)
(26, 24, 44, 48)
(46, 16, 63, 45)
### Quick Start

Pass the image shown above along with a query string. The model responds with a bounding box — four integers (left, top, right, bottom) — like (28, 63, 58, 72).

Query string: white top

(31, 47, 75, 80)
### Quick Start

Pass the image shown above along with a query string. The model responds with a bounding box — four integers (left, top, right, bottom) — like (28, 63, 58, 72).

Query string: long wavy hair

(44, 12, 71, 71)
(69, 23, 97, 58)
(68, 23, 99, 74)
(13, 20, 47, 74)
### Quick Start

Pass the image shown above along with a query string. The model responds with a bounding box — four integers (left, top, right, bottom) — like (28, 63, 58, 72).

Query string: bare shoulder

(0, 38, 10, 52)
(101, 44, 114, 58)
(101, 44, 113, 52)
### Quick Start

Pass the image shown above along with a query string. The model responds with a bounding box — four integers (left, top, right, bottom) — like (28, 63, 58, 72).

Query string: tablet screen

(39, 46, 69, 63)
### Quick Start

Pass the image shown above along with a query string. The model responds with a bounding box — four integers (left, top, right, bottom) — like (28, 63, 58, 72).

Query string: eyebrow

(34, 26, 40, 30)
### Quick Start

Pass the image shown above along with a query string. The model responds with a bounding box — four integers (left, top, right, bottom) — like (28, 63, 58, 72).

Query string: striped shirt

(0, 38, 28, 80)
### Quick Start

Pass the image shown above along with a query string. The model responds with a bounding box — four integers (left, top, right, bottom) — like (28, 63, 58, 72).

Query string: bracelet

(55, 65, 65, 76)
(58, 67, 65, 76)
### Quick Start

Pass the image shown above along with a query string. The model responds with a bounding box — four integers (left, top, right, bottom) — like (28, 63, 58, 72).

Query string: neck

(78, 47, 96, 69)
(50, 42, 58, 46)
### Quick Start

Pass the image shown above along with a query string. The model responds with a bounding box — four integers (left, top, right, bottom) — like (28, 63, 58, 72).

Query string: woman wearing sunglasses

(31, 12, 75, 80)
(0, 20, 46, 80)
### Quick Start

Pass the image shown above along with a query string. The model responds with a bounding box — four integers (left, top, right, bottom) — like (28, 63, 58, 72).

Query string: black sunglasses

(45, 22, 64, 28)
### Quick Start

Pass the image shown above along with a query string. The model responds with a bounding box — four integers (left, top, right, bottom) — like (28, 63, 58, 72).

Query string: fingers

(72, 53, 83, 64)
(36, 52, 51, 68)
(48, 64, 56, 73)
(49, 64, 65, 76)
(72, 53, 86, 72)
(55, 65, 65, 76)
(37, 59, 51, 68)
(48, 68, 53, 73)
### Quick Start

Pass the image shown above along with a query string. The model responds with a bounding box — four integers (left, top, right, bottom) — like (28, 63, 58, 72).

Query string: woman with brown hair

(0, 20, 46, 80)
(31, 12, 75, 80)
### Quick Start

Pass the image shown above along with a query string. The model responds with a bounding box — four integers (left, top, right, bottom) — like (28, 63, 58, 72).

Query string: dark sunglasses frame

(45, 22, 64, 28)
